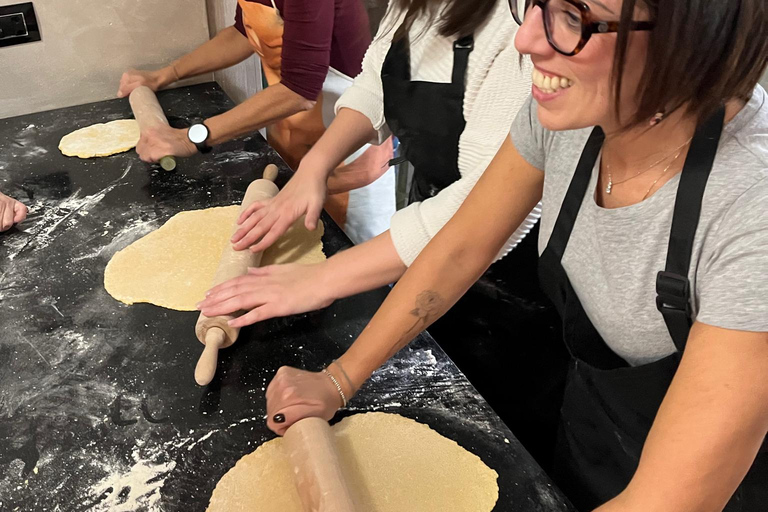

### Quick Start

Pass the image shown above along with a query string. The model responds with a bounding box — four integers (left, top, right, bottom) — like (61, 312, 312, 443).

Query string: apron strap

(451, 35, 474, 86)
(656, 106, 725, 351)
(547, 127, 605, 261)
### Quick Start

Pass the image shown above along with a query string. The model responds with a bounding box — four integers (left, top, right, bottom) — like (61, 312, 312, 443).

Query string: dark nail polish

(273, 413, 286, 423)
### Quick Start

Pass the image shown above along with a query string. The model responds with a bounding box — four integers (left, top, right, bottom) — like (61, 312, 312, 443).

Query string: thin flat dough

(59, 119, 140, 158)
(207, 412, 499, 512)
(104, 206, 325, 311)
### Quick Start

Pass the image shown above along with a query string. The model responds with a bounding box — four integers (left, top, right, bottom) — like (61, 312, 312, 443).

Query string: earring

(650, 112, 664, 126)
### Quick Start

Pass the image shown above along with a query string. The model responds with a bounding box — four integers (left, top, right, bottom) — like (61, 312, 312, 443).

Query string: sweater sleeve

(335, 0, 403, 144)
(389, 43, 538, 266)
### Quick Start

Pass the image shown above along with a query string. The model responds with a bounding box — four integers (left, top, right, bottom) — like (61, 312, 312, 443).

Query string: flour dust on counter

(351, 346, 503, 436)
(0, 83, 575, 512)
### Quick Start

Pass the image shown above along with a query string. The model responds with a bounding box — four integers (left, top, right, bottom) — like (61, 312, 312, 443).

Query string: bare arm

(306, 108, 383, 195)
(263, 137, 544, 432)
(118, 26, 255, 97)
(198, 230, 407, 326)
(171, 26, 255, 81)
(336, 137, 543, 386)
(596, 323, 768, 512)
(205, 83, 315, 145)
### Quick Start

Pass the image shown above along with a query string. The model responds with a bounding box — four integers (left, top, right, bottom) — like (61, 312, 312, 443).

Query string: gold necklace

(604, 137, 692, 194)
(641, 148, 684, 200)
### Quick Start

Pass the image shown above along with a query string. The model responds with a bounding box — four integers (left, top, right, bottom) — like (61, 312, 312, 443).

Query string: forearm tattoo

(389, 290, 445, 354)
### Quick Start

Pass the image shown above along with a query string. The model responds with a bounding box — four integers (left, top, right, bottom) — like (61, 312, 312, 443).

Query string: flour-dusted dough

(207, 412, 499, 512)
(59, 119, 140, 158)
(104, 206, 325, 311)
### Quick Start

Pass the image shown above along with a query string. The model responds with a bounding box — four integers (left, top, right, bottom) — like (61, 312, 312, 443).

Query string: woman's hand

(265, 366, 347, 435)
(0, 192, 27, 232)
(197, 263, 334, 327)
(135, 124, 197, 163)
(117, 68, 175, 98)
(231, 168, 328, 253)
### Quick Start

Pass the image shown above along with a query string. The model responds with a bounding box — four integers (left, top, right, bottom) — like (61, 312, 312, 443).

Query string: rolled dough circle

(207, 412, 499, 512)
(104, 206, 325, 311)
(59, 119, 140, 158)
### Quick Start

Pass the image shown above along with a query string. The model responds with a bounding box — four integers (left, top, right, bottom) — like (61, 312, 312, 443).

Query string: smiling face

(515, 0, 652, 132)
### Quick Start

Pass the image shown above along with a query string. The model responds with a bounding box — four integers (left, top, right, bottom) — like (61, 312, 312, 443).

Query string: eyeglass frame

(510, 0, 655, 56)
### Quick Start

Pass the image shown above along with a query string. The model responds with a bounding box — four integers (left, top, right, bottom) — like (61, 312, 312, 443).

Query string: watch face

(188, 124, 209, 144)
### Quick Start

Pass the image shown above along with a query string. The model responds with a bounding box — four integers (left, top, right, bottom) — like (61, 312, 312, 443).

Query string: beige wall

(206, 0, 262, 104)
(0, 0, 211, 119)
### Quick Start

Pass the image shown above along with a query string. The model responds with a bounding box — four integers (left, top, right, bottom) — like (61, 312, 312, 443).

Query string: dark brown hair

(390, 0, 499, 40)
(613, 0, 768, 128)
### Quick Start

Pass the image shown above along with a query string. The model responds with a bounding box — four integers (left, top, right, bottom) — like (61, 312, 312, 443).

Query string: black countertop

(0, 83, 575, 512)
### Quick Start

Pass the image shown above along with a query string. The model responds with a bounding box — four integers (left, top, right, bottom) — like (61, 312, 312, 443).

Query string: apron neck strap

(451, 35, 474, 86)
(546, 126, 605, 262)
(656, 105, 726, 351)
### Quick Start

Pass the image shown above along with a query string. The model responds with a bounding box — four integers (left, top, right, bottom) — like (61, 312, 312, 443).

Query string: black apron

(539, 108, 768, 511)
(381, 28, 473, 202)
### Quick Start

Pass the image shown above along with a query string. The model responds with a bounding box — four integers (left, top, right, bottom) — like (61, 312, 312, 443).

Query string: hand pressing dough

(59, 119, 140, 158)
(207, 412, 499, 512)
(104, 205, 325, 311)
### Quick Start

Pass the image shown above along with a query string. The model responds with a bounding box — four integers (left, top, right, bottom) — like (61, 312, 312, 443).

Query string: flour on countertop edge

(83, 416, 262, 511)
(349, 347, 500, 435)
(1, 163, 134, 264)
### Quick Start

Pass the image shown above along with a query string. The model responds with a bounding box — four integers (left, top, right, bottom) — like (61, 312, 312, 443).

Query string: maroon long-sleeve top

(234, 0, 372, 101)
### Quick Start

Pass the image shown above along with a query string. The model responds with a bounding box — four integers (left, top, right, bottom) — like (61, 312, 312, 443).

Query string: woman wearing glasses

(265, 0, 768, 510)
(200, 1, 538, 327)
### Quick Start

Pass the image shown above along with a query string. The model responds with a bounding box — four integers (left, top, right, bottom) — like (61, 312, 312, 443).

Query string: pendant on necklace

(605, 174, 613, 194)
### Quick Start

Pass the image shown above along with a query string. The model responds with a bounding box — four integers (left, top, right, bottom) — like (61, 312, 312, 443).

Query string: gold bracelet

(331, 359, 356, 394)
(322, 368, 347, 408)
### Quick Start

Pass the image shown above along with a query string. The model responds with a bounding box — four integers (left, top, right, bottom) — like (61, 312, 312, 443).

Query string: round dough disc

(207, 412, 499, 512)
(104, 206, 325, 311)
(59, 119, 140, 158)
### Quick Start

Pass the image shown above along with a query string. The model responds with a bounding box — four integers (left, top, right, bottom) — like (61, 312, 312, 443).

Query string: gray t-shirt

(511, 86, 768, 366)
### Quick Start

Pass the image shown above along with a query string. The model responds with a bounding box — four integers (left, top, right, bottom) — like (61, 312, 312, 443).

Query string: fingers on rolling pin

(283, 418, 358, 512)
(128, 86, 176, 170)
(192, 165, 281, 384)
(194, 328, 227, 386)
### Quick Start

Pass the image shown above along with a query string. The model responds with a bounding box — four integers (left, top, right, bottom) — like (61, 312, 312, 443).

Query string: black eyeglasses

(509, 0, 654, 56)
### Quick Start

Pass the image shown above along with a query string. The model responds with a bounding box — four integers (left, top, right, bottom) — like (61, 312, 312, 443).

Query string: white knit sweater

(336, 0, 538, 266)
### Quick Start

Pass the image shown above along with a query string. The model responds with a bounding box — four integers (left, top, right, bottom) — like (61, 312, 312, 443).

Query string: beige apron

(238, 0, 395, 243)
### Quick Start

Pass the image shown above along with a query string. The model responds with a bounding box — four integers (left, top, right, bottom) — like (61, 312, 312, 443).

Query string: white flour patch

(2, 163, 134, 261)
(89, 448, 175, 512)
(71, 216, 157, 263)
(350, 347, 500, 435)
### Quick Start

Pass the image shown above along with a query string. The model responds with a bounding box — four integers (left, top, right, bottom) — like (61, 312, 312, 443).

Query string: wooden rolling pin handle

(128, 86, 176, 171)
(159, 155, 177, 171)
(263, 163, 278, 182)
(283, 418, 358, 512)
(194, 327, 227, 386)
(193, 165, 281, 384)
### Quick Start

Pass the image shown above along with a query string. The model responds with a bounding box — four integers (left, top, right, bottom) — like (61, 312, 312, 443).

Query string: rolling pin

(194, 164, 280, 385)
(128, 86, 177, 171)
(283, 417, 358, 512)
